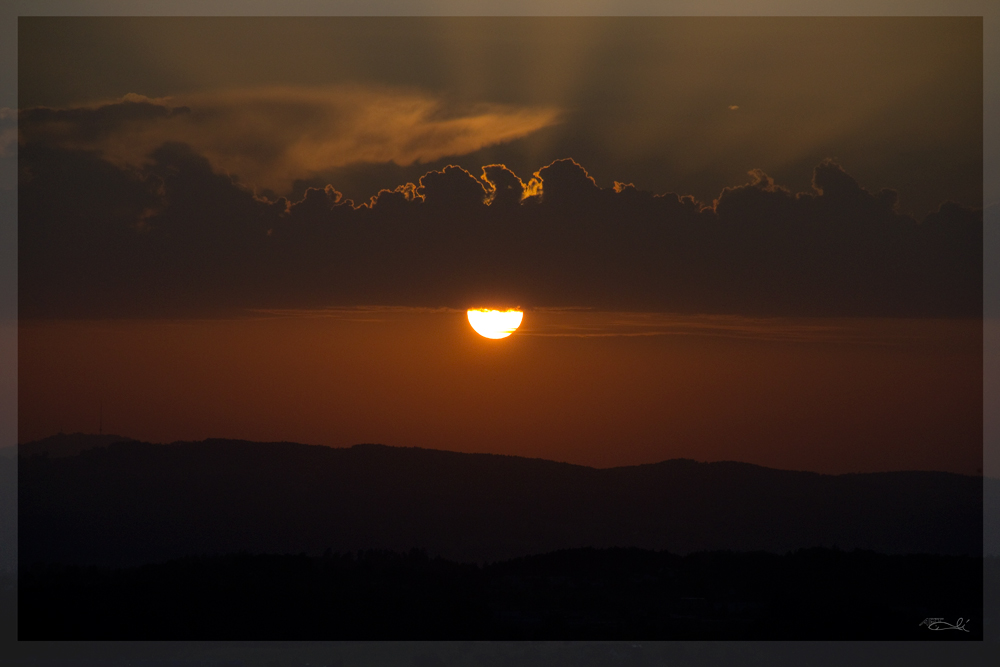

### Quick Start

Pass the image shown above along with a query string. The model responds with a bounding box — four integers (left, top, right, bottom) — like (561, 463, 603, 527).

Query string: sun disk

(467, 309, 523, 339)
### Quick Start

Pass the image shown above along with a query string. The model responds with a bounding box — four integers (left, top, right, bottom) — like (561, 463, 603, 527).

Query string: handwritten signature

(919, 617, 969, 632)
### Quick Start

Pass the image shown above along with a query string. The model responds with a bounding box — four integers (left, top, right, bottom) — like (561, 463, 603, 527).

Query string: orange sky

(11, 17, 985, 478)
(18, 309, 982, 475)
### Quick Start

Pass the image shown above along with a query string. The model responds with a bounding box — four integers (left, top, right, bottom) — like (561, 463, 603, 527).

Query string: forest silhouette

(19, 436, 983, 568)
(20, 547, 984, 640)
(13, 433, 988, 640)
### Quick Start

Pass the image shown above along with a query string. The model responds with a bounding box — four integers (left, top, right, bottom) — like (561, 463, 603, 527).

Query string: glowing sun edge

(467, 309, 524, 339)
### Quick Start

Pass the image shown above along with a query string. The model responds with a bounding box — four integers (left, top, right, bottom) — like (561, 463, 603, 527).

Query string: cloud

(515, 311, 914, 345)
(481, 164, 528, 207)
(18, 86, 562, 195)
(416, 165, 488, 208)
(531, 158, 599, 206)
(16, 139, 982, 319)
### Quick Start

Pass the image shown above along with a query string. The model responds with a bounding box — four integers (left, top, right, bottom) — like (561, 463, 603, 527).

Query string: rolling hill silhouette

(18, 435, 981, 567)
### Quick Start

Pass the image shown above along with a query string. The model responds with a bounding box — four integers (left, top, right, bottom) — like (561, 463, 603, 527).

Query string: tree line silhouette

(19, 547, 984, 640)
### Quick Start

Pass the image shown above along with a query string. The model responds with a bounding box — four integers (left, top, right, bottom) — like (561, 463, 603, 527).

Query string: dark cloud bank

(18, 103, 983, 319)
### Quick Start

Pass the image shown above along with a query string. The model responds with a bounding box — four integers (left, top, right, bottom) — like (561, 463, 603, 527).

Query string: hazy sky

(14, 17, 984, 319)
(7, 8, 991, 476)
(17, 311, 983, 475)
(17, 16, 982, 217)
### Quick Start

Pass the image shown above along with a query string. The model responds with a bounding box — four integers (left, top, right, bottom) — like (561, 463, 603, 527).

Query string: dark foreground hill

(19, 436, 982, 567)
(19, 547, 984, 640)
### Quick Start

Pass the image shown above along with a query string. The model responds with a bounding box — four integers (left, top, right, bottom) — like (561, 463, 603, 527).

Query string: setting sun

(467, 309, 523, 339)
(12, 15, 986, 648)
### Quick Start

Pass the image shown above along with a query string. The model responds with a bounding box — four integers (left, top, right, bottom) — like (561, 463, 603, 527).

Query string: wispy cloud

(516, 310, 945, 346)
(19, 86, 562, 194)
(244, 307, 969, 347)
(246, 306, 464, 323)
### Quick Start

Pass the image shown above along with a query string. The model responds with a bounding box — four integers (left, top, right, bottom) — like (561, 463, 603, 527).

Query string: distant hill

(19, 436, 983, 567)
(15, 432, 134, 459)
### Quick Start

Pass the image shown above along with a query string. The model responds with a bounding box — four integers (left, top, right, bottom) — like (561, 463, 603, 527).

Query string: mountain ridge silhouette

(18, 434, 983, 567)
